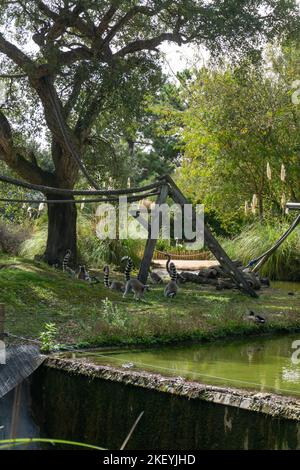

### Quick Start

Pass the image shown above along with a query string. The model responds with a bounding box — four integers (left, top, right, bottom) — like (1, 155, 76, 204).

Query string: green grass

(1, 256, 300, 348)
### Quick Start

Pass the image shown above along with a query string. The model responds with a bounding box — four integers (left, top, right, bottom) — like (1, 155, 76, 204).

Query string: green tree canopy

(154, 43, 300, 234)
(0, 0, 298, 260)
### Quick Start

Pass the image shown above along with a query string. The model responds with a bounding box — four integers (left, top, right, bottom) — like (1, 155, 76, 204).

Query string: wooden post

(0, 304, 5, 339)
(138, 184, 169, 284)
(10, 384, 22, 440)
(164, 175, 258, 298)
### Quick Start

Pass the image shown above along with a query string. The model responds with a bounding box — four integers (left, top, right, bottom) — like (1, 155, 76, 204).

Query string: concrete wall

(30, 364, 300, 450)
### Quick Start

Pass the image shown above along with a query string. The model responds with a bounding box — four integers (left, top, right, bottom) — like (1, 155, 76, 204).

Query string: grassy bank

(1, 256, 300, 348)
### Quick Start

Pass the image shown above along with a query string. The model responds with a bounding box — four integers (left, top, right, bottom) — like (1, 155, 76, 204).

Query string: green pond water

(63, 281, 300, 397)
(67, 332, 300, 397)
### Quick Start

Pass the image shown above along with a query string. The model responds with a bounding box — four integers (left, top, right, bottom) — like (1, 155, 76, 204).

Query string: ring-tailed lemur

(166, 254, 185, 284)
(121, 256, 133, 281)
(62, 249, 76, 277)
(77, 265, 100, 285)
(164, 262, 178, 298)
(77, 265, 88, 280)
(103, 265, 125, 292)
(121, 256, 149, 300)
(123, 279, 149, 300)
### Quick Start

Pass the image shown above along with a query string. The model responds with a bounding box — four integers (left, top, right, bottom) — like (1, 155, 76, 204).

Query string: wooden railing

(152, 249, 210, 260)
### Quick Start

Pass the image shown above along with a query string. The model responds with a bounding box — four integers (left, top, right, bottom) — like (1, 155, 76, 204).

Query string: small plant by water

(102, 298, 129, 329)
(39, 323, 58, 352)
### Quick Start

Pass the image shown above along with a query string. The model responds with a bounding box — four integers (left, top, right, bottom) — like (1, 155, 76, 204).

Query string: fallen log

(181, 266, 263, 291)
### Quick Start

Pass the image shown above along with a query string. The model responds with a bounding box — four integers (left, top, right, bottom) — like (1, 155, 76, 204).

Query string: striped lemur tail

(169, 262, 178, 282)
(121, 256, 133, 282)
(62, 249, 72, 272)
(103, 265, 111, 288)
(166, 254, 171, 275)
(167, 255, 185, 284)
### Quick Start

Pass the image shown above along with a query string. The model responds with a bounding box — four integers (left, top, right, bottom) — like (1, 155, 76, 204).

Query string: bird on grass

(248, 310, 266, 324)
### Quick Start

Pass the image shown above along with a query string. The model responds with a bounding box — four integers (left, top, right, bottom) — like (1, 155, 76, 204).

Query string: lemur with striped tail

(121, 256, 134, 282)
(166, 254, 185, 284)
(103, 265, 125, 292)
(62, 249, 76, 277)
(121, 256, 149, 300)
(77, 265, 100, 285)
(123, 278, 149, 300)
(77, 265, 89, 281)
(62, 249, 72, 272)
(164, 261, 178, 298)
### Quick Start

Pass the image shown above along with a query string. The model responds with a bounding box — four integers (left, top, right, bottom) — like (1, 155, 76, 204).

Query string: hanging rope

(0, 190, 160, 205)
(44, 76, 100, 190)
(0, 173, 163, 196)
(5, 332, 40, 345)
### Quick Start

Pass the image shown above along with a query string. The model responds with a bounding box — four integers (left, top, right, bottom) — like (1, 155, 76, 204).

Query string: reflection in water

(272, 281, 300, 293)
(64, 333, 300, 397)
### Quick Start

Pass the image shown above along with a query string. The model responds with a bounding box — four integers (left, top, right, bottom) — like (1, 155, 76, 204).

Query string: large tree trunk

(44, 194, 77, 266)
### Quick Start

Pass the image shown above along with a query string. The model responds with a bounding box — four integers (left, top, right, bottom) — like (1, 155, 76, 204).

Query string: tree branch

(0, 33, 34, 71)
(0, 73, 27, 79)
(94, 5, 161, 50)
(63, 66, 86, 117)
(94, 4, 119, 38)
(74, 87, 105, 143)
(0, 110, 56, 186)
(36, 1, 59, 20)
(114, 32, 182, 57)
(57, 46, 92, 65)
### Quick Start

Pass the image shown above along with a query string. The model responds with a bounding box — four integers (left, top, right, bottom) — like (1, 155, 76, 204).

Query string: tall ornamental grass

(222, 223, 300, 281)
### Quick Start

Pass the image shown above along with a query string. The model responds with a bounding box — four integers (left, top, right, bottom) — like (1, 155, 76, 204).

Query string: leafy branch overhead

(0, 0, 298, 185)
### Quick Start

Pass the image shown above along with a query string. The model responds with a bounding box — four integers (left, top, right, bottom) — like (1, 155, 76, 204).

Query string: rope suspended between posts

(0, 173, 163, 196)
(4, 332, 41, 345)
(0, 190, 160, 205)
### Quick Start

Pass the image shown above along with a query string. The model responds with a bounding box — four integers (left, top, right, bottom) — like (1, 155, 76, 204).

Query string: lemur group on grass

(105, 256, 149, 301)
(104, 254, 181, 300)
(63, 249, 180, 300)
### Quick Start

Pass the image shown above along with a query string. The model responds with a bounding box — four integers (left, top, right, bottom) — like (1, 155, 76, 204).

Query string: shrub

(0, 220, 31, 255)
(19, 220, 47, 258)
(101, 298, 129, 329)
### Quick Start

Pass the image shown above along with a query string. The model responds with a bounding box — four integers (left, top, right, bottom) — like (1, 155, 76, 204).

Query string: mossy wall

(30, 367, 300, 450)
